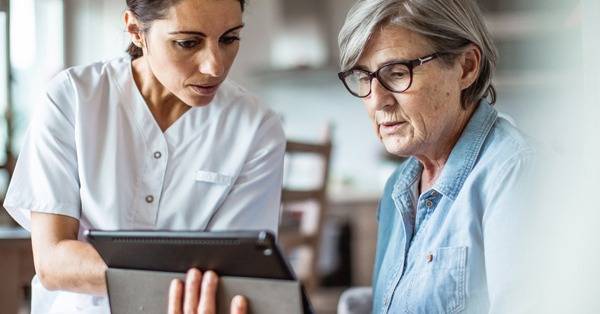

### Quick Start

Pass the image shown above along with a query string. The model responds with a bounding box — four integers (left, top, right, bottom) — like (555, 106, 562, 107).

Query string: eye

(358, 75, 371, 83)
(175, 40, 199, 49)
(220, 36, 240, 45)
(390, 71, 408, 78)
(382, 64, 410, 80)
(351, 72, 370, 83)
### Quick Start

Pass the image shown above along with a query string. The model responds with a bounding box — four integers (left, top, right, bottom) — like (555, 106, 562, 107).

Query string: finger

(198, 271, 219, 314)
(230, 295, 248, 314)
(184, 269, 203, 314)
(168, 279, 184, 314)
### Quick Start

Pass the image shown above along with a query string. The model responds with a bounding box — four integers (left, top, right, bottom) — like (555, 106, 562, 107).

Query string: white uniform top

(3, 57, 285, 314)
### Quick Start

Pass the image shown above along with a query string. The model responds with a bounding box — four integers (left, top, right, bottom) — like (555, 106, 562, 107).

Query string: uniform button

(425, 200, 433, 207)
(145, 195, 154, 203)
(153, 151, 162, 159)
(426, 253, 434, 263)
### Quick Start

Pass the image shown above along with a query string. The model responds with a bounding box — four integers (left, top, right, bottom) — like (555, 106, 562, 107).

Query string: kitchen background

(1, 0, 598, 313)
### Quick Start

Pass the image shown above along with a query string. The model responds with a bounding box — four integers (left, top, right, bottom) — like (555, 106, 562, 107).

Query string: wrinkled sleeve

(207, 112, 286, 236)
(3, 72, 81, 231)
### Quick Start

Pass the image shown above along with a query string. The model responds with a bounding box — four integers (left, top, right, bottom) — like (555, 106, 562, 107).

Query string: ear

(124, 10, 145, 48)
(457, 44, 482, 91)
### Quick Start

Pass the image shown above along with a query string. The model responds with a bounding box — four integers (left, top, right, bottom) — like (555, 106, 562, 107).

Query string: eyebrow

(353, 58, 412, 71)
(168, 24, 245, 37)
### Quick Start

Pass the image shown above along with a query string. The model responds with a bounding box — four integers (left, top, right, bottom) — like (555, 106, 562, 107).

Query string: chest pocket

(406, 246, 467, 314)
(193, 170, 235, 219)
(195, 170, 235, 185)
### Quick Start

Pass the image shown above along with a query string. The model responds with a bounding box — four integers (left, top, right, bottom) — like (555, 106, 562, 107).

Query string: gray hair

(338, 0, 498, 106)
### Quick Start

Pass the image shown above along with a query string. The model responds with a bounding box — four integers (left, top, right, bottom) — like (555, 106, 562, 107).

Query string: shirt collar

(392, 100, 497, 201)
(433, 100, 498, 200)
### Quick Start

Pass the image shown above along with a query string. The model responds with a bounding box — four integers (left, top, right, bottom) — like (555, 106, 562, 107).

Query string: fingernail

(187, 268, 200, 276)
(233, 295, 247, 309)
(206, 270, 217, 279)
(233, 295, 243, 305)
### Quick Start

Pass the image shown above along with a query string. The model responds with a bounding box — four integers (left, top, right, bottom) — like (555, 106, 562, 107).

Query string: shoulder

(37, 58, 130, 127)
(47, 57, 129, 99)
(470, 113, 536, 208)
(216, 79, 273, 115)
(477, 114, 535, 172)
(215, 79, 283, 134)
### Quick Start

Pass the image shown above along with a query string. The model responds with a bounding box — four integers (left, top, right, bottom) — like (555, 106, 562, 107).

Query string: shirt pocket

(406, 246, 468, 314)
(191, 170, 235, 226)
(195, 170, 235, 185)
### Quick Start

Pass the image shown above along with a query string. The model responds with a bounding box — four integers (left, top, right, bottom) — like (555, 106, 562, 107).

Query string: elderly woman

(335, 0, 533, 313)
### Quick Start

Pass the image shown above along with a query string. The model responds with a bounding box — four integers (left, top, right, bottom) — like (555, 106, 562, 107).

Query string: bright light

(10, 0, 36, 70)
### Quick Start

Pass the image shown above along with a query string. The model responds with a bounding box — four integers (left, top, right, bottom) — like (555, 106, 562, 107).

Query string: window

(1, 0, 63, 224)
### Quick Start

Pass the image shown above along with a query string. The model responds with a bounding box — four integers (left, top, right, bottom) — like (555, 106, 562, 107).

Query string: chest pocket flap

(406, 246, 468, 314)
(195, 170, 234, 185)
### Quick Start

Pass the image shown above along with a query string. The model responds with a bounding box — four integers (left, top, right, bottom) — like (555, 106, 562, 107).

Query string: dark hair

(126, 0, 246, 59)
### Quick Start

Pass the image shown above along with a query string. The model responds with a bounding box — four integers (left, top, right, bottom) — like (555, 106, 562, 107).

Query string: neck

(416, 103, 478, 193)
(131, 57, 190, 132)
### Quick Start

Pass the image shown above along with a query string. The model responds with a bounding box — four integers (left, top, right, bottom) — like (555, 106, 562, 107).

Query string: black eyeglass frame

(337, 52, 446, 98)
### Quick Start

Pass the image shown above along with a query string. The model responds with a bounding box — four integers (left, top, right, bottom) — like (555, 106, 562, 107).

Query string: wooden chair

(279, 124, 333, 291)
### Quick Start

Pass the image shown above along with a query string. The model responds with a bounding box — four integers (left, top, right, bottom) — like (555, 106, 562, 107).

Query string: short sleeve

(207, 112, 286, 235)
(3, 71, 81, 231)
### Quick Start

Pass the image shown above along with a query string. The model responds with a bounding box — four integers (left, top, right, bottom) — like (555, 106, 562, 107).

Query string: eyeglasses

(337, 52, 444, 98)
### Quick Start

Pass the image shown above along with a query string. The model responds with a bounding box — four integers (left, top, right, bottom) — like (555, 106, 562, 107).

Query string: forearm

(37, 239, 107, 295)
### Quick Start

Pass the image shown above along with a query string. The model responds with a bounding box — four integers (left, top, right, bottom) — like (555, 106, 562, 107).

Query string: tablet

(105, 268, 303, 314)
(85, 230, 296, 280)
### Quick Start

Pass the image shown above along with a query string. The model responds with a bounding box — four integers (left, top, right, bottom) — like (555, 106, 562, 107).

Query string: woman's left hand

(168, 268, 248, 314)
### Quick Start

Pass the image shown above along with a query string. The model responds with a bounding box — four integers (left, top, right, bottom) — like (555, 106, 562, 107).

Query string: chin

(382, 137, 413, 157)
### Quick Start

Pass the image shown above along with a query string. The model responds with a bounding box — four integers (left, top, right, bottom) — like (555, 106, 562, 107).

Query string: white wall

(63, 0, 127, 67)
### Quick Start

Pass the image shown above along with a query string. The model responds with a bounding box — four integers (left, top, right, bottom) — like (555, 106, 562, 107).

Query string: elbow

(36, 263, 62, 291)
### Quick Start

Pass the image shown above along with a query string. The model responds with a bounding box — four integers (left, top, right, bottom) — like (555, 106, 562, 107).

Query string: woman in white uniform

(3, 0, 285, 313)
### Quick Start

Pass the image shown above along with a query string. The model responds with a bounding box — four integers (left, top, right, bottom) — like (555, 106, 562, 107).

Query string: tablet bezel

(85, 229, 296, 281)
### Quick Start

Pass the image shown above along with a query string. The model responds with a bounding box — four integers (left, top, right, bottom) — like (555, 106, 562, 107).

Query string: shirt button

(145, 195, 154, 203)
(153, 151, 162, 159)
(425, 200, 433, 207)
(426, 253, 434, 263)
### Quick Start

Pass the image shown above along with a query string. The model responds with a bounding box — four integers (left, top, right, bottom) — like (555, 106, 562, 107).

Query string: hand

(168, 268, 248, 314)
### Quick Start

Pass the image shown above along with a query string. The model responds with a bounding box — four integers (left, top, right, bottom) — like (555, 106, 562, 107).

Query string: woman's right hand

(168, 268, 247, 314)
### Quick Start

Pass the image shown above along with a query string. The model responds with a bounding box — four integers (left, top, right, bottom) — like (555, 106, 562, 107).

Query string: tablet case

(87, 230, 294, 280)
(106, 268, 303, 314)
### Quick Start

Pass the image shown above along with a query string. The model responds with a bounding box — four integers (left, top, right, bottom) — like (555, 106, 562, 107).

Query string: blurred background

(0, 0, 597, 313)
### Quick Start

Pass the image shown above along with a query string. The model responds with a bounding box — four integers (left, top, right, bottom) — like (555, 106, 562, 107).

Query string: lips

(379, 121, 406, 135)
(190, 83, 221, 96)
(380, 121, 403, 127)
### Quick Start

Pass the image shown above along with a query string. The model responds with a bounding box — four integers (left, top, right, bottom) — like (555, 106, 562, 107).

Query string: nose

(366, 77, 396, 111)
(198, 42, 225, 77)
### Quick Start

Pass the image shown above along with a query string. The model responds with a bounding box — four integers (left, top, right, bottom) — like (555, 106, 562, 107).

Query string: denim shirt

(372, 101, 534, 314)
